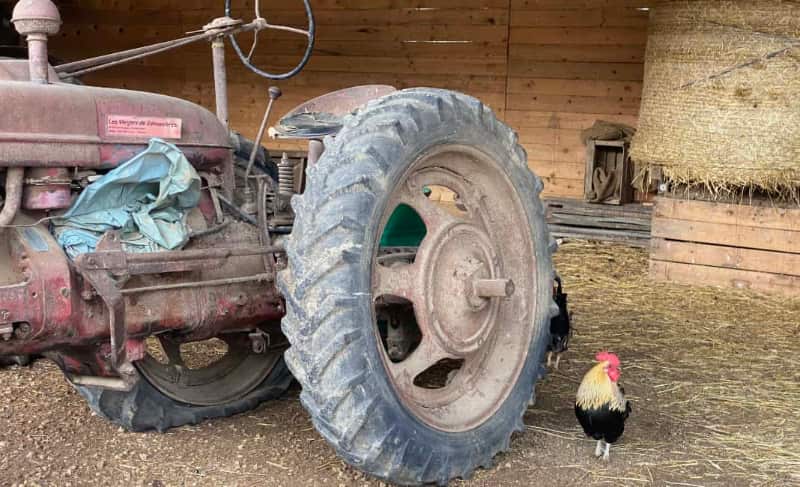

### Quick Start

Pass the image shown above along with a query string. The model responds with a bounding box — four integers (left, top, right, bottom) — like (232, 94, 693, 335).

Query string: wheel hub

(136, 333, 283, 406)
(371, 144, 539, 432)
(421, 223, 499, 356)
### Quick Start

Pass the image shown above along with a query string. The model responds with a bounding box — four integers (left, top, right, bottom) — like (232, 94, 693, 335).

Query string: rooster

(575, 351, 631, 461)
(547, 275, 571, 369)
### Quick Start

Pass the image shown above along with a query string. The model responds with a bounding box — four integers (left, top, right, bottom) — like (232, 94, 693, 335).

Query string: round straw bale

(630, 0, 800, 195)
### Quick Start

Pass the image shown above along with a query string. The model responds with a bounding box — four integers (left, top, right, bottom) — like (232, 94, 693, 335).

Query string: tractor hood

(0, 61, 231, 170)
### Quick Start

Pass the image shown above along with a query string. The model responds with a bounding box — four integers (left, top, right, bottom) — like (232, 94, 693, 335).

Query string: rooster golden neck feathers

(576, 353, 626, 412)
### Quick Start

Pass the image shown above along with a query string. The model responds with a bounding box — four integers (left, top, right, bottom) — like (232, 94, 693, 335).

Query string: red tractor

(0, 1, 556, 484)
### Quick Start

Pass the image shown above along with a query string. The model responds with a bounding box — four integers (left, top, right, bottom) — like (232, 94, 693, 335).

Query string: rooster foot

(554, 354, 562, 370)
(602, 442, 611, 462)
(546, 351, 553, 367)
(594, 440, 604, 458)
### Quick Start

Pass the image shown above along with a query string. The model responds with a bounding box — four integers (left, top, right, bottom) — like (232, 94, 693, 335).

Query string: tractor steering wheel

(224, 0, 315, 80)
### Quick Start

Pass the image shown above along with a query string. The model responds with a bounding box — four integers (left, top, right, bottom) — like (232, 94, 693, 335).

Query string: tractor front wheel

(70, 334, 292, 432)
(69, 139, 291, 432)
(278, 88, 556, 485)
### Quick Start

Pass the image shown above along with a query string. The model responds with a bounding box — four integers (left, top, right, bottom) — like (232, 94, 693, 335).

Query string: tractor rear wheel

(278, 88, 556, 485)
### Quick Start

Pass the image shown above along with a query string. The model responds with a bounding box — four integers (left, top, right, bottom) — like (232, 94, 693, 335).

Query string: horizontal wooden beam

(652, 238, 800, 277)
(654, 197, 800, 232)
(650, 260, 800, 298)
(651, 217, 800, 254)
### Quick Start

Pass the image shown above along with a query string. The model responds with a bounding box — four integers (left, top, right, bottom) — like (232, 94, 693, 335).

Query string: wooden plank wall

(508, 0, 647, 197)
(650, 197, 800, 297)
(45, 0, 647, 199)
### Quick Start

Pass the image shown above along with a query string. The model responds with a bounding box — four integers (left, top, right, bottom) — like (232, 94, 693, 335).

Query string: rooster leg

(546, 351, 552, 367)
(594, 440, 604, 457)
(602, 441, 611, 462)
(554, 354, 562, 370)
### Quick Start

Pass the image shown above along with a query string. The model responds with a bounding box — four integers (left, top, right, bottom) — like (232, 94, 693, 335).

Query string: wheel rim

(136, 333, 282, 406)
(372, 144, 538, 432)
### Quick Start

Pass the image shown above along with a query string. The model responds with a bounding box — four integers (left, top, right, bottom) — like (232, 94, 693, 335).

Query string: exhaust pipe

(0, 168, 25, 226)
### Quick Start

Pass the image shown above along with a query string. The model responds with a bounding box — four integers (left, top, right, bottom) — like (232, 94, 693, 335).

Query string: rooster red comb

(596, 351, 620, 367)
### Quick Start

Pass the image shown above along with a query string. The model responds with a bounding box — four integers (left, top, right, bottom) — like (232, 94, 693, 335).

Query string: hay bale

(630, 0, 800, 197)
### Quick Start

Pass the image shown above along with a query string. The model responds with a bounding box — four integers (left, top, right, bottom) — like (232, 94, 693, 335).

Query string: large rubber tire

(71, 359, 292, 432)
(278, 88, 555, 485)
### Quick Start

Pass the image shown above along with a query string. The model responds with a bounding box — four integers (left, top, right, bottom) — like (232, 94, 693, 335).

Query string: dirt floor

(1, 241, 799, 487)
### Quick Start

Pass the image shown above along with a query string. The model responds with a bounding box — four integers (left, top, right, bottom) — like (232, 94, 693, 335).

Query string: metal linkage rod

(55, 20, 263, 79)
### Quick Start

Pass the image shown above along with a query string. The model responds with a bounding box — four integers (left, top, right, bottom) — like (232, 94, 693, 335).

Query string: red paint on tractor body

(0, 73, 231, 170)
(0, 218, 284, 372)
(0, 59, 282, 376)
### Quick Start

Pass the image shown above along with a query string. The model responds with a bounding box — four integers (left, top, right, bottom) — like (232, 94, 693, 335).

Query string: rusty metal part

(0, 218, 79, 354)
(120, 273, 273, 295)
(0, 323, 13, 340)
(207, 186, 225, 224)
(0, 80, 231, 169)
(256, 177, 276, 276)
(10, 0, 61, 36)
(211, 38, 229, 128)
(244, 86, 282, 182)
(202, 16, 244, 33)
(239, 87, 280, 212)
(11, 0, 61, 83)
(82, 244, 284, 272)
(21, 33, 48, 83)
(54, 17, 265, 80)
(467, 278, 515, 310)
(69, 374, 129, 391)
(56, 32, 218, 79)
(0, 59, 58, 83)
(277, 152, 295, 197)
(307, 139, 324, 166)
(74, 231, 129, 370)
(74, 232, 284, 372)
(249, 329, 268, 354)
(372, 145, 536, 432)
(239, 187, 258, 216)
(188, 219, 230, 239)
(0, 215, 284, 376)
(473, 278, 515, 298)
(22, 167, 71, 210)
(0, 168, 24, 226)
(218, 193, 258, 226)
(136, 332, 283, 406)
(271, 85, 396, 141)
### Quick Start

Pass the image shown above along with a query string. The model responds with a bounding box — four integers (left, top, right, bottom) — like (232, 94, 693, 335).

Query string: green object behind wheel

(379, 203, 427, 247)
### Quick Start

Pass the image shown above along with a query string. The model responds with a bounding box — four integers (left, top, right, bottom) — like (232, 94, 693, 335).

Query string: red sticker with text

(106, 115, 182, 139)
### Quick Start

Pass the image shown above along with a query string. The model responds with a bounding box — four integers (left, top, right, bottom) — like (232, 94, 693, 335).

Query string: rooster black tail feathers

(553, 275, 569, 320)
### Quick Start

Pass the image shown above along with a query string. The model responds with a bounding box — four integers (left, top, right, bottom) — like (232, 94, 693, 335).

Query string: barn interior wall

(44, 0, 647, 199)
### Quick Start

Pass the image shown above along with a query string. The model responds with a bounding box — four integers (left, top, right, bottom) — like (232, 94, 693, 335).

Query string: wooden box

(584, 140, 634, 205)
(649, 197, 800, 297)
